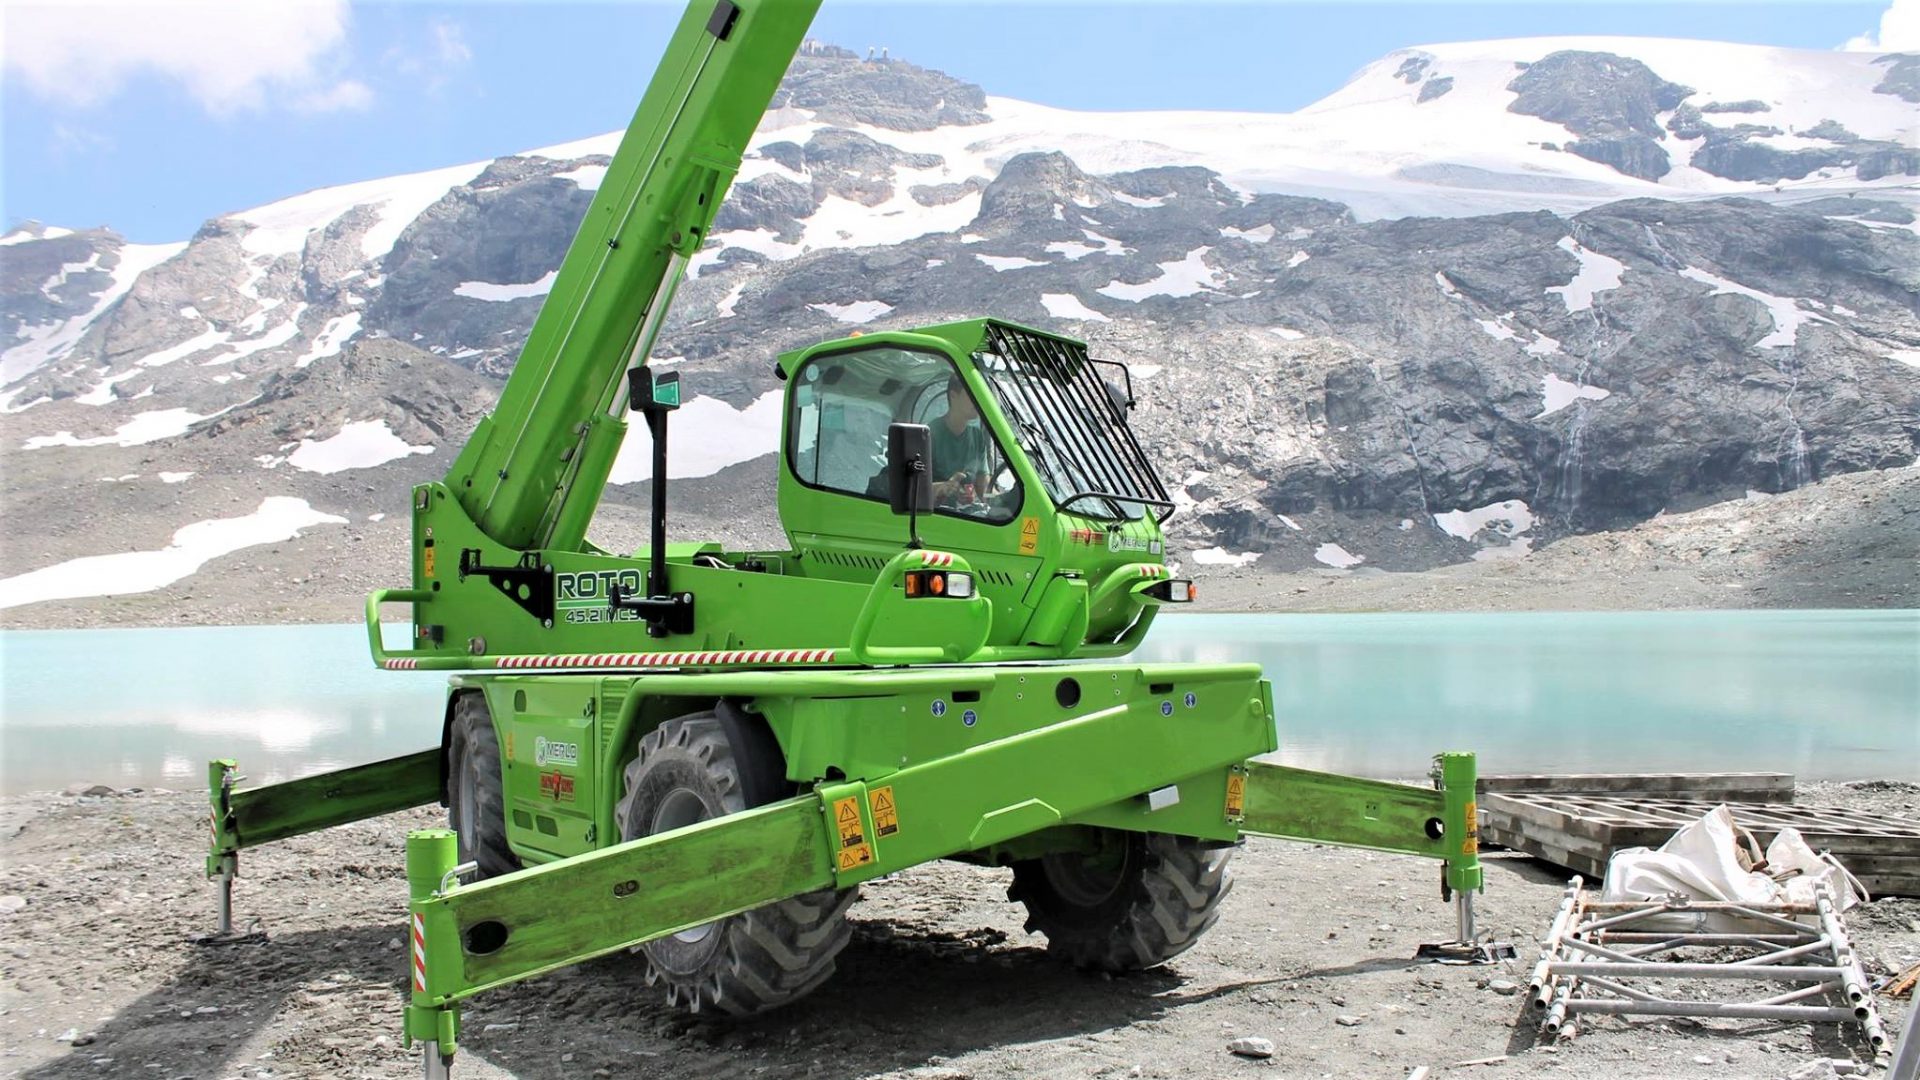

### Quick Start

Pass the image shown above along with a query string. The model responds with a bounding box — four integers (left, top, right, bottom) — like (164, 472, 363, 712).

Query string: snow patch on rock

(1097, 247, 1221, 302)
(0, 497, 346, 609)
(22, 407, 220, 449)
(1193, 547, 1260, 567)
(1678, 266, 1831, 348)
(1041, 293, 1110, 322)
(1546, 237, 1625, 313)
(286, 420, 434, 475)
(810, 300, 893, 325)
(1535, 373, 1612, 418)
(1314, 542, 1364, 569)
(454, 270, 559, 302)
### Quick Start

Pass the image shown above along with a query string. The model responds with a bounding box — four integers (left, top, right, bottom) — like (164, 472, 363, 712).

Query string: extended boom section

(447, 0, 821, 553)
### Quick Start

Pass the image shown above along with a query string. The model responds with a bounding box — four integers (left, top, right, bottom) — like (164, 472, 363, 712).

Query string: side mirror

(887, 422, 933, 515)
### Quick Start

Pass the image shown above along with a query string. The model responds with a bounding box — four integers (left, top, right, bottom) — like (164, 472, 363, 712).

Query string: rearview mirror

(887, 423, 933, 515)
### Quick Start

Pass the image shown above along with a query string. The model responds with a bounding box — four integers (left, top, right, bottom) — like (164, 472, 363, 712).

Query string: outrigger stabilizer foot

(195, 761, 265, 946)
(1413, 757, 1513, 965)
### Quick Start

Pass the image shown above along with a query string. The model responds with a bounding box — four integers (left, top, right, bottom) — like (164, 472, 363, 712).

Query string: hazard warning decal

(1224, 771, 1247, 820)
(832, 796, 873, 871)
(868, 786, 899, 839)
(1463, 800, 1479, 855)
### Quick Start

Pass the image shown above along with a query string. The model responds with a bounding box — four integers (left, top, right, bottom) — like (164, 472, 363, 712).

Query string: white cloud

(383, 18, 473, 93)
(290, 79, 374, 115)
(1843, 0, 1920, 51)
(2, 1, 366, 116)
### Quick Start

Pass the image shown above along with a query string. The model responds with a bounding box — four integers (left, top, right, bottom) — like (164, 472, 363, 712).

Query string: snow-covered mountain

(1, 38, 1916, 616)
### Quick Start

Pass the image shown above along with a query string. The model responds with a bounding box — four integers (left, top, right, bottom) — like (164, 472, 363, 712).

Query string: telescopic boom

(442, 0, 821, 553)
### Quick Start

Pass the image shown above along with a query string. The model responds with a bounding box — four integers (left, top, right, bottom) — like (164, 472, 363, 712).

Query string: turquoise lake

(0, 610, 1913, 794)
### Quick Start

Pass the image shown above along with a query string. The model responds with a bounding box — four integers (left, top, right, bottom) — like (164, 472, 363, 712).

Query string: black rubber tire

(446, 694, 518, 879)
(1008, 830, 1232, 971)
(615, 712, 856, 1016)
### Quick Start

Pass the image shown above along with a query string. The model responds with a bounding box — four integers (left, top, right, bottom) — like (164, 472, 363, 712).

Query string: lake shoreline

(0, 782, 1911, 1080)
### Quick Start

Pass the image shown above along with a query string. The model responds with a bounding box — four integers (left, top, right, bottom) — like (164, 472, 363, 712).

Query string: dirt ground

(0, 783, 1913, 1080)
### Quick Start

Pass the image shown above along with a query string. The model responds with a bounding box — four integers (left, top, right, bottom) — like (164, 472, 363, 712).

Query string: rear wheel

(616, 712, 856, 1015)
(447, 694, 518, 879)
(1008, 829, 1232, 970)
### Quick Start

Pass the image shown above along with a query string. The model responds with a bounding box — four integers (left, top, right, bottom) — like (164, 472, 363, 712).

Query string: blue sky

(1, 1, 1902, 244)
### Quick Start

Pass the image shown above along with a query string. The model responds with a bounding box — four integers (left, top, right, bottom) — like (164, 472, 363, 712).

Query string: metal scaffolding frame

(1530, 877, 1888, 1054)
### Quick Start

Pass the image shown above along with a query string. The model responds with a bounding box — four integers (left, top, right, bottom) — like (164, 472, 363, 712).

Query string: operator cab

(775, 318, 1182, 649)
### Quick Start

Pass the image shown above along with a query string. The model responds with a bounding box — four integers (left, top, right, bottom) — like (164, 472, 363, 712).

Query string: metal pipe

(1756, 983, 1838, 1008)
(1718, 902, 1824, 935)
(1890, 992, 1920, 1075)
(1549, 961, 1845, 982)
(438, 861, 481, 896)
(215, 869, 233, 937)
(1577, 898, 1818, 912)
(1455, 889, 1477, 944)
(1530, 880, 1582, 1007)
(1560, 936, 1664, 965)
(1732, 938, 1835, 968)
(421, 1042, 450, 1080)
(1815, 885, 1873, 1012)
(1542, 978, 1574, 1036)
(1588, 932, 1813, 944)
(1565, 999, 1859, 1022)
(1575, 974, 1666, 1004)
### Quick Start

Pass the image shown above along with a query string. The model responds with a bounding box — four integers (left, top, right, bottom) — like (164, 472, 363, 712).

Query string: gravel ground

(1, 783, 1914, 1080)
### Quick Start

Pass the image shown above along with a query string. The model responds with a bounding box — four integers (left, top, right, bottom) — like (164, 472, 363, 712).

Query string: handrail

(366, 588, 433, 668)
(844, 549, 992, 665)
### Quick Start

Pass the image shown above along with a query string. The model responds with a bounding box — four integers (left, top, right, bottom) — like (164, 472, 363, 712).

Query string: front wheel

(1008, 830, 1233, 970)
(447, 694, 517, 879)
(615, 712, 856, 1015)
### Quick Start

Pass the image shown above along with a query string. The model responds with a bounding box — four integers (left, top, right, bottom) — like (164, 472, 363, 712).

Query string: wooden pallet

(1479, 772, 1794, 803)
(1480, 792, 1920, 897)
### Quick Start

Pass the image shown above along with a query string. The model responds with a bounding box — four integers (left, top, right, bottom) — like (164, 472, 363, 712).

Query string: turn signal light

(904, 570, 974, 599)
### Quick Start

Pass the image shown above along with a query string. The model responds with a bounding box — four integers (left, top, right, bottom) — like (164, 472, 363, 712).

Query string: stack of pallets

(1475, 774, 1920, 897)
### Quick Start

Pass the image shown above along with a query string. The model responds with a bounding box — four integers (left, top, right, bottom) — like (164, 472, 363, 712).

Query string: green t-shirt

(929, 414, 987, 482)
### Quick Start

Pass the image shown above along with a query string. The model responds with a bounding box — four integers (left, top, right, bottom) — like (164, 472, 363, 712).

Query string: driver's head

(945, 373, 977, 429)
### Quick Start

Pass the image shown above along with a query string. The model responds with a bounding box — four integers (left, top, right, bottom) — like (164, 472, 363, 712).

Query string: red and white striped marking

(411, 912, 427, 993)
(1136, 564, 1167, 578)
(387, 649, 837, 671)
(918, 550, 956, 567)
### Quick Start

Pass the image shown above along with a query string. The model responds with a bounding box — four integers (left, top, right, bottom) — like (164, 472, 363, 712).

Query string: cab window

(788, 346, 1021, 524)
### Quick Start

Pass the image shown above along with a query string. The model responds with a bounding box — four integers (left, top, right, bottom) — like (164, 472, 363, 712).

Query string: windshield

(788, 345, 1022, 525)
(972, 324, 1171, 522)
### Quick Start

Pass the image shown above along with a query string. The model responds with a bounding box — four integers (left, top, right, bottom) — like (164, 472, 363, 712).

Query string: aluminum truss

(1529, 877, 1888, 1054)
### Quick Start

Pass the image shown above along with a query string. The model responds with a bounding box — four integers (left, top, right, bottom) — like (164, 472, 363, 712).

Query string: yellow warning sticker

(836, 844, 873, 871)
(868, 786, 899, 838)
(423, 545, 436, 578)
(1019, 516, 1040, 555)
(832, 796, 865, 849)
(1463, 800, 1479, 855)
(1224, 773, 1246, 818)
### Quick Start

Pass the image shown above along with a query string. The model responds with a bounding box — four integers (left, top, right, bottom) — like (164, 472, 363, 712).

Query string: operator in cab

(929, 373, 988, 507)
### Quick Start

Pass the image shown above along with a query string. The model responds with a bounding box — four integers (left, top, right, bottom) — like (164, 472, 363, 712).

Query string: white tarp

(1600, 805, 1864, 931)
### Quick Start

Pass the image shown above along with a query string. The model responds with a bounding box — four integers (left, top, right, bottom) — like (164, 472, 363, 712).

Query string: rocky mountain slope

(2, 39, 1917, 618)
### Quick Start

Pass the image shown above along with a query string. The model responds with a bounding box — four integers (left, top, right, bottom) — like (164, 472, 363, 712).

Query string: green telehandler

(202, 1, 1491, 1074)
